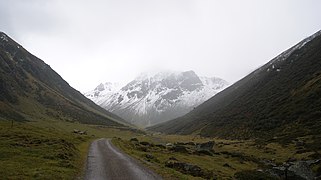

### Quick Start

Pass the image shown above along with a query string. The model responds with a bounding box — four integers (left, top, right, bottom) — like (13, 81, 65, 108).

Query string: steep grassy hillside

(0, 32, 126, 126)
(0, 118, 144, 179)
(149, 30, 321, 145)
(0, 121, 87, 179)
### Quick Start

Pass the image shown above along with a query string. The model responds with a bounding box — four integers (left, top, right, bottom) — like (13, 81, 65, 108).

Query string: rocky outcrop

(288, 161, 315, 180)
(165, 159, 215, 179)
(197, 141, 215, 151)
(73, 129, 87, 135)
(167, 141, 216, 155)
(170, 145, 189, 153)
(254, 159, 320, 180)
(194, 141, 215, 156)
(129, 137, 139, 145)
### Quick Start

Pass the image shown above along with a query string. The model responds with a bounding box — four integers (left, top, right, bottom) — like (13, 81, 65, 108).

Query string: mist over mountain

(149, 30, 321, 144)
(85, 71, 228, 127)
(0, 32, 126, 126)
(1, 0, 321, 178)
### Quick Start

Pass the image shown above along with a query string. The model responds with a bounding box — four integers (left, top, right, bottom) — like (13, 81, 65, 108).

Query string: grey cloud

(0, 0, 321, 91)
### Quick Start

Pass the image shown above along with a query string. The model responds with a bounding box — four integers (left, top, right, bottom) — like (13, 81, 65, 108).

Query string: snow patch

(84, 71, 229, 126)
(1, 34, 8, 42)
(271, 30, 321, 66)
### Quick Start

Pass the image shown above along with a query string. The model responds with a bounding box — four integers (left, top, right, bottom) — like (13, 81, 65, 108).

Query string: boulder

(79, 131, 87, 135)
(165, 160, 203, 177)
(144, 153, 160, 163)
(140, 141, 151, 146)
(234, 170, 280, 179)
(197, 141, 215, 152)
(185, 142, 196, 146)
(223, 163, 234, 169)
(155, 144, 166, 149)
(171, 145, 189, 153)
(130, 137, 139, 142)
(174, 142, 186, 146)
(165, 160, 214, 179)
(145, 154, 155, 159)
(136, 146, 148, 152)
(288, 161, 314, 180)
(267, 161, 316, 180)
(73, 129, 87, 135)
(196, 149, 213, 156)
(73, 129, 80, 133)
(130, 138, 139, 145)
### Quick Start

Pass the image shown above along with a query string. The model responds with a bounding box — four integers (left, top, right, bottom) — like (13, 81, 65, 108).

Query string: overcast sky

(1, 0, 321, 92)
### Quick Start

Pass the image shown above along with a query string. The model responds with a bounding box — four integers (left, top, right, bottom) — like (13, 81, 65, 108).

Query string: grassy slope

(0, 31, 127, 127)
(149, 30, 321, 144)
(112, 133, 321, 179)
(0, 121, 85, 179)
(0, 118, 143, 179)
(0, 32, 139, 179)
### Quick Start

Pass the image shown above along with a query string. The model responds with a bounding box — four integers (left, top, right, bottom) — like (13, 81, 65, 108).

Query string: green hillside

(0, 32, 126, 126)
(149, 30, 321, 146)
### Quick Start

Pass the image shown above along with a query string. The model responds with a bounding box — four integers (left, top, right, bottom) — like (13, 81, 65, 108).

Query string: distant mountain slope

(85, 71, 228, 127)
(149, 30, 321, 141)
(85, 82, 122, 105)
(0, 32, 126, 126)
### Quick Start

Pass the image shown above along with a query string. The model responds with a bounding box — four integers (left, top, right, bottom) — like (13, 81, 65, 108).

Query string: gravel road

(84, 138, 162, 180)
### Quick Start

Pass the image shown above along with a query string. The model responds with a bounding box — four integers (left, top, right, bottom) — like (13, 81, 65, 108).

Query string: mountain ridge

(0, 31, 126, 126)
(149, 30, 321, 144)
(85, 70, 228, 127)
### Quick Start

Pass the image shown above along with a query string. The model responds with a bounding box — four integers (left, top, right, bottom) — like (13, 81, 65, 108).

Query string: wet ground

(85, 138, 162, 180)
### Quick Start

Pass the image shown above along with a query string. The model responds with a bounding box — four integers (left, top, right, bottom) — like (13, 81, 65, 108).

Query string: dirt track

(84, 138, 162, 180)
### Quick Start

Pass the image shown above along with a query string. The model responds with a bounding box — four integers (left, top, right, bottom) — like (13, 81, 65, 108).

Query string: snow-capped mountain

(85, 71, 228, 127)
(84, 82, 121, 104)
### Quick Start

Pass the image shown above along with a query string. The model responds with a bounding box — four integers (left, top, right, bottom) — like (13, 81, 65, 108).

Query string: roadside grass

(1, 117, 318, 179)
(113, 138, 200, 180)
(0, 121, 87, 179)
(27, 117, 143, 139)
(113, 133, 318, 179)
(0, 119, 144, 179)
(113, 137, 255, 179)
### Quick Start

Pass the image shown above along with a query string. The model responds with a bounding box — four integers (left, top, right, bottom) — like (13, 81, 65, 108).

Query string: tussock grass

(0, 121, 86, 179)
(0, 119, 143, 179)
(113, 133, 318, 179)
(1, 117, 317, 179)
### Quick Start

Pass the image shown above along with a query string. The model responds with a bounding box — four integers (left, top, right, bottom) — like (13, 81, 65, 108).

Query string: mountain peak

(85, 82, 121, 103)
(135, 70, 180, 81)
(85, 70, 228, 127)
(182, 70, 196, 76)
(95, 83, 105, 91)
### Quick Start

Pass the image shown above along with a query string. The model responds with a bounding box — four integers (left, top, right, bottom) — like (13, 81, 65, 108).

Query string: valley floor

(0, 119, 142, 179)
(1, 119, 320, 179)
(113, 133, 321, 179)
